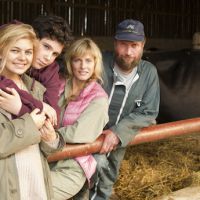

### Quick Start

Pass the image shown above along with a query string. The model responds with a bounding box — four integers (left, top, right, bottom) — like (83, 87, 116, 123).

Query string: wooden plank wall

(0, 0, 47, 24)
(0, 0, 200, 39)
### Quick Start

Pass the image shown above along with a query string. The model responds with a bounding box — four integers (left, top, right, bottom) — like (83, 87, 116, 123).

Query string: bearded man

(89, 19, 160, 200)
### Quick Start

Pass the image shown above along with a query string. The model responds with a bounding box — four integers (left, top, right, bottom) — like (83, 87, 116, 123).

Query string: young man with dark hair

(29, 15, 73, 126)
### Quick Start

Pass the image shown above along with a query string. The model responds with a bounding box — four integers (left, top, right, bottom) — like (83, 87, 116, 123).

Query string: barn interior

(1, 0, 200, 199)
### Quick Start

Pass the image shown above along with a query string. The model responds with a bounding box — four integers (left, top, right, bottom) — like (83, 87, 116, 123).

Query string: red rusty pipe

(130, 117, 200, 145)
(48, 117, 200, 162)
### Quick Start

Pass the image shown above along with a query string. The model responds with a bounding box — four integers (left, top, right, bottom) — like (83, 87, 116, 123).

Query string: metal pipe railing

(48, 117, 200, 162)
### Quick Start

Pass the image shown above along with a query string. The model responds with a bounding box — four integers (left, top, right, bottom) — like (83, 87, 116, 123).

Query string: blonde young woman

(46, 38, 109, 199)
(0, 24, 64, 200)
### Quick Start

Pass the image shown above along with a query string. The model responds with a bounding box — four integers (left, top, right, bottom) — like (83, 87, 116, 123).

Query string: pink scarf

(62, 81, 107, 183)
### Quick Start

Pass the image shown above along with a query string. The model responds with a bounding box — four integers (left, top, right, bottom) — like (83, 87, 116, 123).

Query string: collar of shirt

(113, 63, 138, 87)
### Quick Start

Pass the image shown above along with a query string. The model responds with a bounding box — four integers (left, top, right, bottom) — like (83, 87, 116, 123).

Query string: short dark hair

(32, 15, 73, 47)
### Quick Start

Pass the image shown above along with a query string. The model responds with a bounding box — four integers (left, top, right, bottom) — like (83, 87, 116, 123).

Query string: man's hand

(30, 108, 46, 129)
(43, 102, 57, 127)
(0, 88, 22, 115)
(40, 119, 57, 142)
(100, 129, 120, 154)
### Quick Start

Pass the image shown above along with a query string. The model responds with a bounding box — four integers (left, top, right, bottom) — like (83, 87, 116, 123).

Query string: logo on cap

(127, 25, 135, 30)
(123, 24, 139, 34)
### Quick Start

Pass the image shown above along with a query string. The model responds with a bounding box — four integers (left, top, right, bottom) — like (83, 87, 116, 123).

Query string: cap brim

(115, 33, 144, 42)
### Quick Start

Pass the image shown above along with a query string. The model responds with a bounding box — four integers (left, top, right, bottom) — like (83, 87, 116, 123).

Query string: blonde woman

(0, 24, 64, 200)
(48, 38, 109, 199)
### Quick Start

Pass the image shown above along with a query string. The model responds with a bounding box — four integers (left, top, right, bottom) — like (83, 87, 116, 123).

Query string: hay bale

(114, 134, 200, 200)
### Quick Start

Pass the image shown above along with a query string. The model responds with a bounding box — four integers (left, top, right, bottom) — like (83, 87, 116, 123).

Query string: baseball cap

(115, 19, 145, 41)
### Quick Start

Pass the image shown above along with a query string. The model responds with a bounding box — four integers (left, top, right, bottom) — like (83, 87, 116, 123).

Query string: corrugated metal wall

(0, 0, 200, 39)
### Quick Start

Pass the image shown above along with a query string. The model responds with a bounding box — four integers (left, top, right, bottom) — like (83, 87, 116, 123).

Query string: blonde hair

(65, 37, 103, 83)
(0, 23, 37, 73)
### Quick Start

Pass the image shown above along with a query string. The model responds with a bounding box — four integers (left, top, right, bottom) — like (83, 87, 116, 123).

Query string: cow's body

(144, 49, 200, 123)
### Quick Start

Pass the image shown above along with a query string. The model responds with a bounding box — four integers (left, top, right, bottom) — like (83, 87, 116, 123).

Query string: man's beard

(115, 52, 143, 72)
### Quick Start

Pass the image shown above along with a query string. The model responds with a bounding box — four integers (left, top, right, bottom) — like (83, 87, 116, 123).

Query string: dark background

(0, 0, 200, 39)
(1, 0, 200, 123)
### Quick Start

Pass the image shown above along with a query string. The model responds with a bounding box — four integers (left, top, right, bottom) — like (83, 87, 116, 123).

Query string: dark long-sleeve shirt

(28, 61, 61, 125)
(0, 61, 61, 125)
(0, 76, 43, 118)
